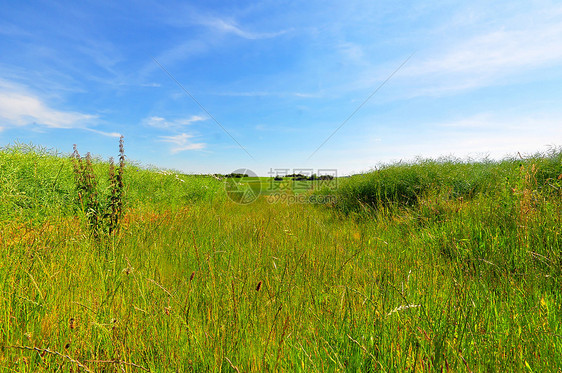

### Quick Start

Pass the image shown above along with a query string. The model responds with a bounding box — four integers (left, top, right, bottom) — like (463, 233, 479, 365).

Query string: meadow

(1, 142, 561, 371)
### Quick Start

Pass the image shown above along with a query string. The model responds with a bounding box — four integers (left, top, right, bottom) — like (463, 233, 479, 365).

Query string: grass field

(1, 143, 561, 371)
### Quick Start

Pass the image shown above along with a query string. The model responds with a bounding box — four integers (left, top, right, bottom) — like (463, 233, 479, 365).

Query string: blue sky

(1, 0, 562, 175)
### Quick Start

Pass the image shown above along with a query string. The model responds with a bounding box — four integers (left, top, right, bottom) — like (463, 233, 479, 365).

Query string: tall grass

(0, 143, 224, 221)
(334, 149, 562, 213)
(1, 144, 561, 371)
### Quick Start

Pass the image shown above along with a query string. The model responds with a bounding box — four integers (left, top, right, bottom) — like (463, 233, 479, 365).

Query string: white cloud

(0, 80, 127, 138)
(85, 128, 122, 138)
(145, 12, 290, 76)
(159, 133, 206, 153)
(293, 92, 322, 98)
(145, 115, 206, 129)
(146, 116, 166, 127)
(0, 84, 96, 129)
(198, 16, 290, 40)
(402, 4, 562, 95)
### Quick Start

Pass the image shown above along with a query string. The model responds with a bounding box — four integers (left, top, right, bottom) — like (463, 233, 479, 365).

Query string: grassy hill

(1, 143, 561, 371)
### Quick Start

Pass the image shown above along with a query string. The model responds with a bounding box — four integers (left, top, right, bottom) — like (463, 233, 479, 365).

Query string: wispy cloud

(402, 4, 562, 95)
(145, 39, 210, 76)
(85, 128, 122, 138)
(254, 123, 301, 133)
(0, 82, 96, 129)
(144, 115, 207, 129)
(212, 91, 322, 98)
(140, 82, 161, 88)
(198, 16, 290, 40)
(145, 10, 290, 77)
(159, 133, 206, 153)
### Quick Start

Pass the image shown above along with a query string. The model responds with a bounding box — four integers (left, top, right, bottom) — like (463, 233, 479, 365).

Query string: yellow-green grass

(1, 144, 561, 371)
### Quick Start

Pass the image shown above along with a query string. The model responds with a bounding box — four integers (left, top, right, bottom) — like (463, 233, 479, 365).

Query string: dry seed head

(189, 272, 195, 281)
(118, 136, 125, 167)
(256, 281, 262, 291)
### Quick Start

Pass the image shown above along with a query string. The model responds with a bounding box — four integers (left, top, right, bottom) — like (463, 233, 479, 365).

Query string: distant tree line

(274, 174, 334, 181)
(212, 173, 335, 180)
(214, 173, 249, 178)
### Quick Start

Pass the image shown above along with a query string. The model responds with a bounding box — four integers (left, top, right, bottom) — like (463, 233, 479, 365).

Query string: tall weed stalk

(72, 136, 125, 236)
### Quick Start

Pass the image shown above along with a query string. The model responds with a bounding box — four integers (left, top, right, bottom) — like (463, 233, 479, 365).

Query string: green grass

(0, 143, 224, 221)
(1, 143, 562, 371)
(332, 151, 562, 213)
